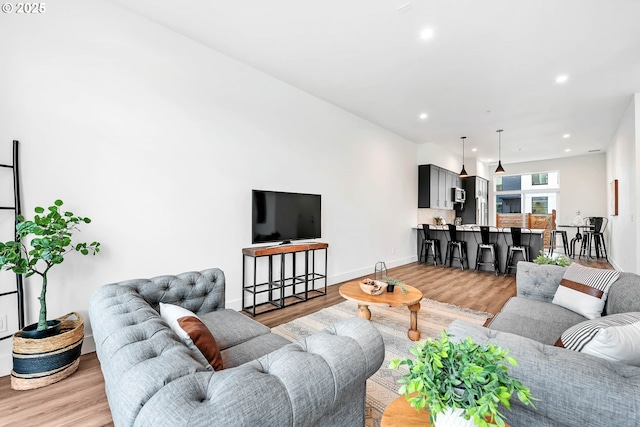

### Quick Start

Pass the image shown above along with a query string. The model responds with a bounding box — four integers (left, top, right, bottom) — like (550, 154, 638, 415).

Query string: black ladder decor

(0, 140, 25, 340)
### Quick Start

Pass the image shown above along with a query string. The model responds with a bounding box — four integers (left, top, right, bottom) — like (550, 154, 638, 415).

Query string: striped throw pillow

(551, 263, 620, 319)
(556, 312, 640, 366)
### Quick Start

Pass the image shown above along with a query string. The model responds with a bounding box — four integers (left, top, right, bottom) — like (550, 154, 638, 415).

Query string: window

(494, 171, 558, 215)
(532, 197, 548, 214)
(496, 195, 522, 213)
(532, 173, 548, 186)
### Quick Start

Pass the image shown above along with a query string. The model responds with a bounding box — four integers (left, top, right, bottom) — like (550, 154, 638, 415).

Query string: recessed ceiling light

(420, 28, 434, 40)
(471, 148, 477, 152)
(556, 74, 569, 84)
(563, 134, 571, 138)
(565, 148, 571, 152)
(419, 113, 428, 120)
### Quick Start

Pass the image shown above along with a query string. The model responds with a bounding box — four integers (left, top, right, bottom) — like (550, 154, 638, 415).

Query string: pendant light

(495, 129, 505, 174)
(459, 136, 468, 177)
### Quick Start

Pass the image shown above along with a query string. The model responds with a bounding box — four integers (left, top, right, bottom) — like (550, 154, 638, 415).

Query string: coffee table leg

(407, 303, 421, 341)
(357, 304, 371, 320)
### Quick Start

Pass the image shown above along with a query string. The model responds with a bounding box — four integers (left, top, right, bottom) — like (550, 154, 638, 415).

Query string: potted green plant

(434, 216, 444, 226)
(533, 250, 571, 267)
(385, 276, 409, 294)
(0, 199, 100, 337)
(389, 331, 535, 427)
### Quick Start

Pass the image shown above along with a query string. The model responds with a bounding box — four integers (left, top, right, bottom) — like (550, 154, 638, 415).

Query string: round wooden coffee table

(381, 395, 430, 427)
(381, 395, 510, 427)
(338, 280, 423, 341)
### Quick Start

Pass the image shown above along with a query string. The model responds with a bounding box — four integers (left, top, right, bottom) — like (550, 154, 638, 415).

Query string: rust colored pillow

(177, 316, 223, 371)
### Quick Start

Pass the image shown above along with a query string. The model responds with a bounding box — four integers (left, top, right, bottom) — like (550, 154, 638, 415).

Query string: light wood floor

(0, 258, 611, 427)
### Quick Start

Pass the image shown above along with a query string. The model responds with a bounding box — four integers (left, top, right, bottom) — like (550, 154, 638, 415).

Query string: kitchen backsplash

(417, 208, 456, 226)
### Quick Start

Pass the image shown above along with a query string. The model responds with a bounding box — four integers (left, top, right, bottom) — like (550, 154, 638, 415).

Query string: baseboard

(328, 255, 417, 285)
(226, 255, 418, 311)
(0, 352, 11, 378)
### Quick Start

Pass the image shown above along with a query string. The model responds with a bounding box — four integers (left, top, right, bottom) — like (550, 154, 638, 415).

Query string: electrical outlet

(0, 314, 7, 333)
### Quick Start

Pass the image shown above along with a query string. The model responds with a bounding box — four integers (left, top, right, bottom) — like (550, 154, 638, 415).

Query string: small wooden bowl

(360, 279, 388, 295)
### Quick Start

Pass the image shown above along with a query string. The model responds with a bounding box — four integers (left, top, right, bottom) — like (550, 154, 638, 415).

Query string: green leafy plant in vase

(434, 216, 444, 225)
(0, 199, 100, 338)
(533, 250, 571, 267)
(385, 276, 408, 294)
(389, 331, 535, 427)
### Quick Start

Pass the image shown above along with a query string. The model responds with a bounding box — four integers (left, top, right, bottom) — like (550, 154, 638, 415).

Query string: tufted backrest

(104, 268, 225, 315)
(517, 262, 640, 315)
(516, 262, 566, 302)
(606, 272, 640, 315)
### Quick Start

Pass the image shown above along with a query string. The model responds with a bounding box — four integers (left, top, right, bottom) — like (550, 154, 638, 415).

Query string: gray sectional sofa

(89, 268, 385, 427)
(448, 261, 640, 427)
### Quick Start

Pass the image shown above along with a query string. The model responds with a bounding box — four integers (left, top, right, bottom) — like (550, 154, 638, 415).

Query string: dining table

(557, 224, 593, 258)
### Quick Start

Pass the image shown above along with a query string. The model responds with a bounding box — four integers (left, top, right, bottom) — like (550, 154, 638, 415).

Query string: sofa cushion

(221, 333, 292, 369)
(199, 309, 271, 350)
(552, 263, 620, 319)
(159, 302, 214, 369)
(556, 312, 640, 366)
(488, 297, 586, 345)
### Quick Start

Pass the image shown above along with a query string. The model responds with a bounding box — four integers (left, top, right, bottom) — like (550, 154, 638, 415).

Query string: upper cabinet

(418, 164, 462, 209)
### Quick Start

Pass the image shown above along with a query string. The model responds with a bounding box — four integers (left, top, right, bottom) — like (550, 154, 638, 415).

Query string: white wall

(417, 142, 461, 174)
(606, 94, 638, 272)
(0, 0, 418, 375)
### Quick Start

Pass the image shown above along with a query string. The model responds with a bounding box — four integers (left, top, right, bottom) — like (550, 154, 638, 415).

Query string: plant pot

(433, 407, 475, 427)
(20, 319, 62, 339)
(11, 312, 84, 390)
(387, 284, 395, 292)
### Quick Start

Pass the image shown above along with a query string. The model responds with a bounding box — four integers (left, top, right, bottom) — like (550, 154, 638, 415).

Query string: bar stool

(503, 227, 531, 276)
(548, 229, 570, 256)
(419, 224, 442, 266)
(473, 226, 500, 275)
(444, 224, 468, 270)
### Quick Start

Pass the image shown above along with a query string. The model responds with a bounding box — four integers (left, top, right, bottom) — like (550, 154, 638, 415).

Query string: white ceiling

(108, 0, 640, 165)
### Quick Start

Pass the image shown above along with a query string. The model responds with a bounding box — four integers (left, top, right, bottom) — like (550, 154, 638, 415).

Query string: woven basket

(11, 312, 84, 391)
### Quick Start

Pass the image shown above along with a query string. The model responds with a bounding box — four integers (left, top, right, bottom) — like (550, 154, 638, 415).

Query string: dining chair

(580, 217, 608, 260)
(419, 224, 442, 266)
(443, 224, 468, 270)
(473, 226, 500, 275)
(503, 227, 532, 275)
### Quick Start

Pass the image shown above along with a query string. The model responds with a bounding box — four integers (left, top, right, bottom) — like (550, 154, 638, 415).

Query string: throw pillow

(159, 302, 223, 370)
(556, 312, 640, 366)
(551, 263, 620, 319)
(176, 316, 224, 371)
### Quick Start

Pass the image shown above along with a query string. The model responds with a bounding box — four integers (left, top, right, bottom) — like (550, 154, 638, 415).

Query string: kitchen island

(415, 225, 545, 273)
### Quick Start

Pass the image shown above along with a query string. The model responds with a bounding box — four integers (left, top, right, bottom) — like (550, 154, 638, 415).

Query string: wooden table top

(381, 395, 431, 427)
(381, 395, 510, 427)
(338, 280, 422, 307)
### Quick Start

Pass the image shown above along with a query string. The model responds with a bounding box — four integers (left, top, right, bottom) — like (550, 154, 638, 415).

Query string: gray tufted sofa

(89, 268, 385, 427)
(448, 262, 640, 427)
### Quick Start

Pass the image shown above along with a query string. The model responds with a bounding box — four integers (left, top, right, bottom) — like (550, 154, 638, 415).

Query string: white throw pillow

(159, 302, 213, 370)
(552, 263, 620, 319)
(556, 312, 640, 366)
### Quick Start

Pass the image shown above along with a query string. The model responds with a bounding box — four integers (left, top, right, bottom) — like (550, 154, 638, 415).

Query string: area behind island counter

(414, 226, 544, 272)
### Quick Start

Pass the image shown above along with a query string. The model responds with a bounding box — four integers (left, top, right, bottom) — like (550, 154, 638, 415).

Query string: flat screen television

(252, 190, 321, 244)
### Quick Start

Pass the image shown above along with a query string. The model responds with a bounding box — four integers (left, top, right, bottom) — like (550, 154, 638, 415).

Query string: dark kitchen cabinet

(418, 164, 461, 209)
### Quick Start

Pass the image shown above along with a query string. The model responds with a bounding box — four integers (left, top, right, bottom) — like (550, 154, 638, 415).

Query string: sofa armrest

(516, 262, 566, 302)
(134, 317, 385, 427)
(448, 320, 640, 427)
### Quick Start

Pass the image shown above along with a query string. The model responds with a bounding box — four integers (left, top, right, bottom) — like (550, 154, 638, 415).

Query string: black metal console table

(242, 242, 328, 316)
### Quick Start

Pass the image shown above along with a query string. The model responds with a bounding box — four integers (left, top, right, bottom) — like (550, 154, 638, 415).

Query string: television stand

(241, 242, 328, 316)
